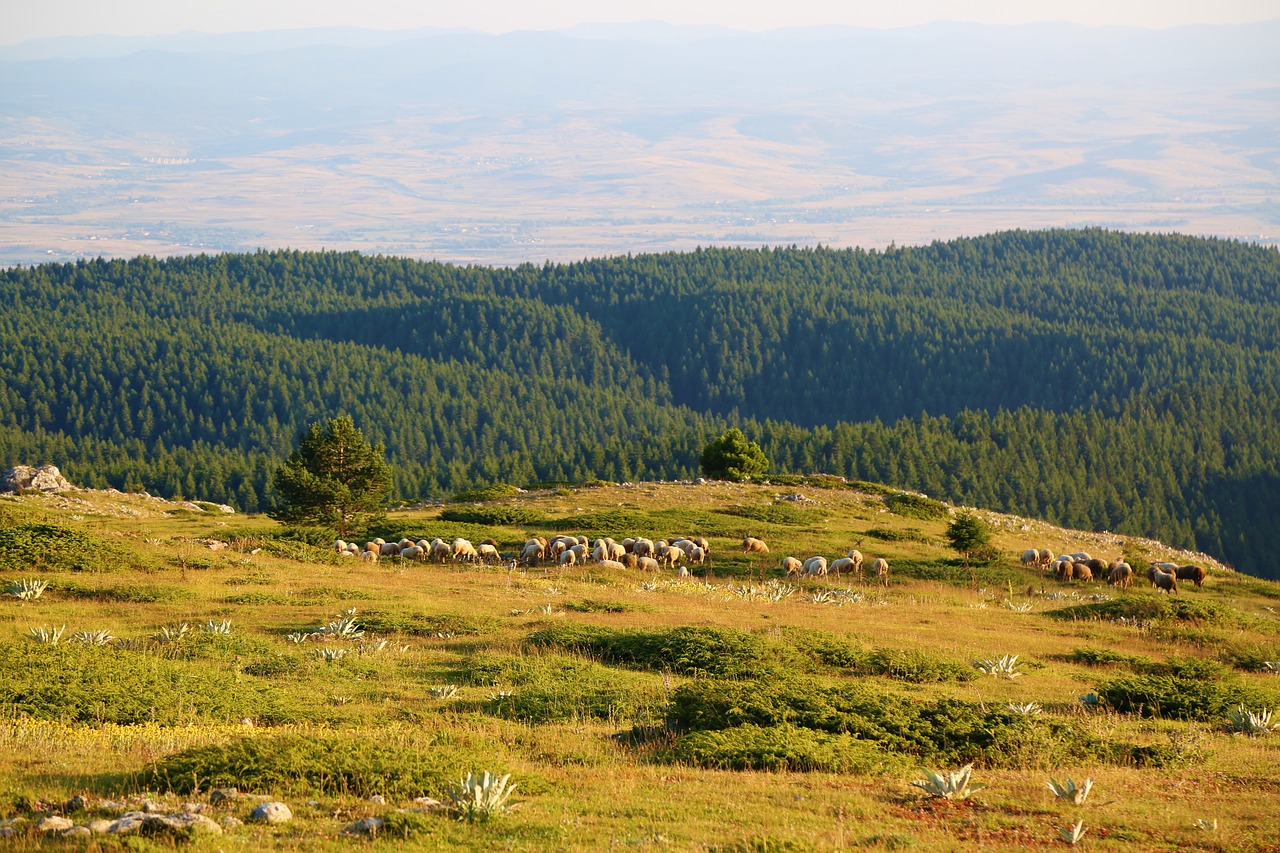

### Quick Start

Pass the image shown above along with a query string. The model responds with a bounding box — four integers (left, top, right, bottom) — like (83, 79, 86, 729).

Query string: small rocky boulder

(249, 802, 293, 824)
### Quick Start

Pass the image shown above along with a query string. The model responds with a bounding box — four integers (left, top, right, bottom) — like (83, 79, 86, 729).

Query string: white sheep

(1020, 548, 1038, 566)
(781, 556, 803, 577)
(742, 537, 769, 555)
(829, 556, 855, 578)
(637, 556, 660, 573)
(477, 543, 501, 564)
(431, 539, 451, 562)
(451, 538, 478, 562)
(400, 545, 425, 561)
(360, 549, 378, 563)
(871, 557, 890, 586)
(597, 559, 626, 572)
(379, 542, 402, 557)
(846, 549, 863, 576)
(1037, 548, 1055, 568)
(558, 549, 578, 567)
(803, 555, 828, 577)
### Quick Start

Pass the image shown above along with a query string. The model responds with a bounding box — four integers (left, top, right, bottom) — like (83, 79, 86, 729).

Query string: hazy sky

(5, 0, 1278, 44)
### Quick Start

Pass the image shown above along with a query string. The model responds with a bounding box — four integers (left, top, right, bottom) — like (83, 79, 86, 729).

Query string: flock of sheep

(334, 533, 1205, 594)
(333, 533, 711, 575)
(742, 537, 891, 585)
(1021, 548, 1207, 593)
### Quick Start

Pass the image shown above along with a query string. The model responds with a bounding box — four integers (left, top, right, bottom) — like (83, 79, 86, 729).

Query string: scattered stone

(64, 794, 90, 812)
(0, 827, 15, 838)
(343, 816, 384, 836)
(61, 826, 92, 839)
(141, 799, 164, 813)
(181, 802, 204, 814)
(35, 816, 75, 833)
(209, 788, 240, 806)
(408, 797, 446, 812)
(220, 816, 242, 829)
(86, 819, 114, 835)
(1, 464, 73, 493)
(106, 813, 148, 834)
(100, 800, 128, 811)
(141, 813, 222, 837)
(368, 794, 386, 805)
(249, 802, 293, 824)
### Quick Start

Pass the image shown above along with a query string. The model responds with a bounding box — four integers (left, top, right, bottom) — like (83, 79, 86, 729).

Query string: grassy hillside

(1, 481, 1278, 850)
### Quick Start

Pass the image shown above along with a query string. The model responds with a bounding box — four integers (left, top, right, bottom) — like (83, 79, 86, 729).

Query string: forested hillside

(2, 230, 1278, 576)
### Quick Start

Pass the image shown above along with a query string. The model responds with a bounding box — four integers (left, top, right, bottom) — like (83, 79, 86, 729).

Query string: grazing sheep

(398, 538, 414, 550)
(334, 539, 348, 553)
(549, 539, 570, 561)
(632, 538, 654, 559)
(1053, 557, 1074, 580)
(637, 556, 660, 573)
(379, 542, 402, 557)
(829, 557, 855, 578)
(871, 557, 890, 586)
(606, 541, 627, 561)
(1085, 558, 1109, 576)
(1151, 569, 1178, 594)
(742, 537, 769, 555)
(1020, 548, 1038, 566)
(521, 541, 545, 564)
(1107, 563, 1133, 588)
(598, 559, 626, 572)
(451, 538, 478, 563)
(804, 556, 828, 577)
(1067, 552, 1091, 562)
(569, 543, 588, 563)
(557, 549, 578, 567)
(365, 541, 379, 554)
(622, 538, 636, 553)
(692, 536, 710, 553)
(781, 556, 804, 577)
(846, 549, 864, 576)
(1175, 564, 1208, 588)
(688, 545, 706, 565)
(1037, 548, 1055, 568)
(360, 549, 378, 563)
(592, 543, 609, 563)
(661, 546, 685, 569)
(431, 539, 451, 562)
(622, 553, 639, 569)
(477, 543, 501, 564)
(1074, 564, 1094, 583)
(400, 545, 425, 561)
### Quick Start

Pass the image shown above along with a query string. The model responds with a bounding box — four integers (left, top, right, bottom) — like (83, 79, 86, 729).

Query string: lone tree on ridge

(270, 415, 393, 537)
(700, 428, 769, 481)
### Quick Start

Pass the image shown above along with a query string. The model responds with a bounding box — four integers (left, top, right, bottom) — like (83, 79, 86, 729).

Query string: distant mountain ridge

(1, 230, 1278, 577)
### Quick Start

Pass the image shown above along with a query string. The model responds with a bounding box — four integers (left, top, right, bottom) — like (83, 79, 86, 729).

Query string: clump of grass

(1095, 673, 1278, 720)
(665, 723, 902, 774)
(464, 651, 665, 724)
(0, 523, 138, 572)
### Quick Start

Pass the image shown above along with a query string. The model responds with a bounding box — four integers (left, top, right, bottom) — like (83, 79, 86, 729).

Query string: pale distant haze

(1, 1, 1277, 266)
(5, 0, 1277, 42)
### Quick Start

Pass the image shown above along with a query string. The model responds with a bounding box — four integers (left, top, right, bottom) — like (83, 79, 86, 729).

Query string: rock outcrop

(1, 464, 73, 493)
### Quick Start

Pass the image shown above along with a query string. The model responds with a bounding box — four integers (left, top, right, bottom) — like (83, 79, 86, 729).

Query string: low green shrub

(361, 611, 498, 637)
(1066, 648, 1148, 668)
(1217, 642, 1280, 672)
(60, 581, 194, 603)
(864, 527, 915, 542)
(463, 651, 665, 724)
(0, 641, 283, 724)
(666, 723, 902, 774)
(439, 506, 550, 526)
(564, 599, 632, 614)
(0, 523, 137, 572)
(884, 494, 950, 521)
(720, 504, 821, 526)
(526, 623, 777, 679)
(784, 628, 865, 670)
(860, 647, 975, 683)
(451, 484, 522, 503)
(1048, 597, 1267, 631)
(667, 678, 1027, 766)
(146, 733, 500, 798)
(1095, 673, 1277, 720)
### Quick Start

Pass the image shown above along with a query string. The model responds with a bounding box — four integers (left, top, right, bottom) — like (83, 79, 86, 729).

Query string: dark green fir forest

(1, 229, 1278, 576)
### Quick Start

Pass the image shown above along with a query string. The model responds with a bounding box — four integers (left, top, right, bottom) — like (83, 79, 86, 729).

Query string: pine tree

(269, 416, 393, 537)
